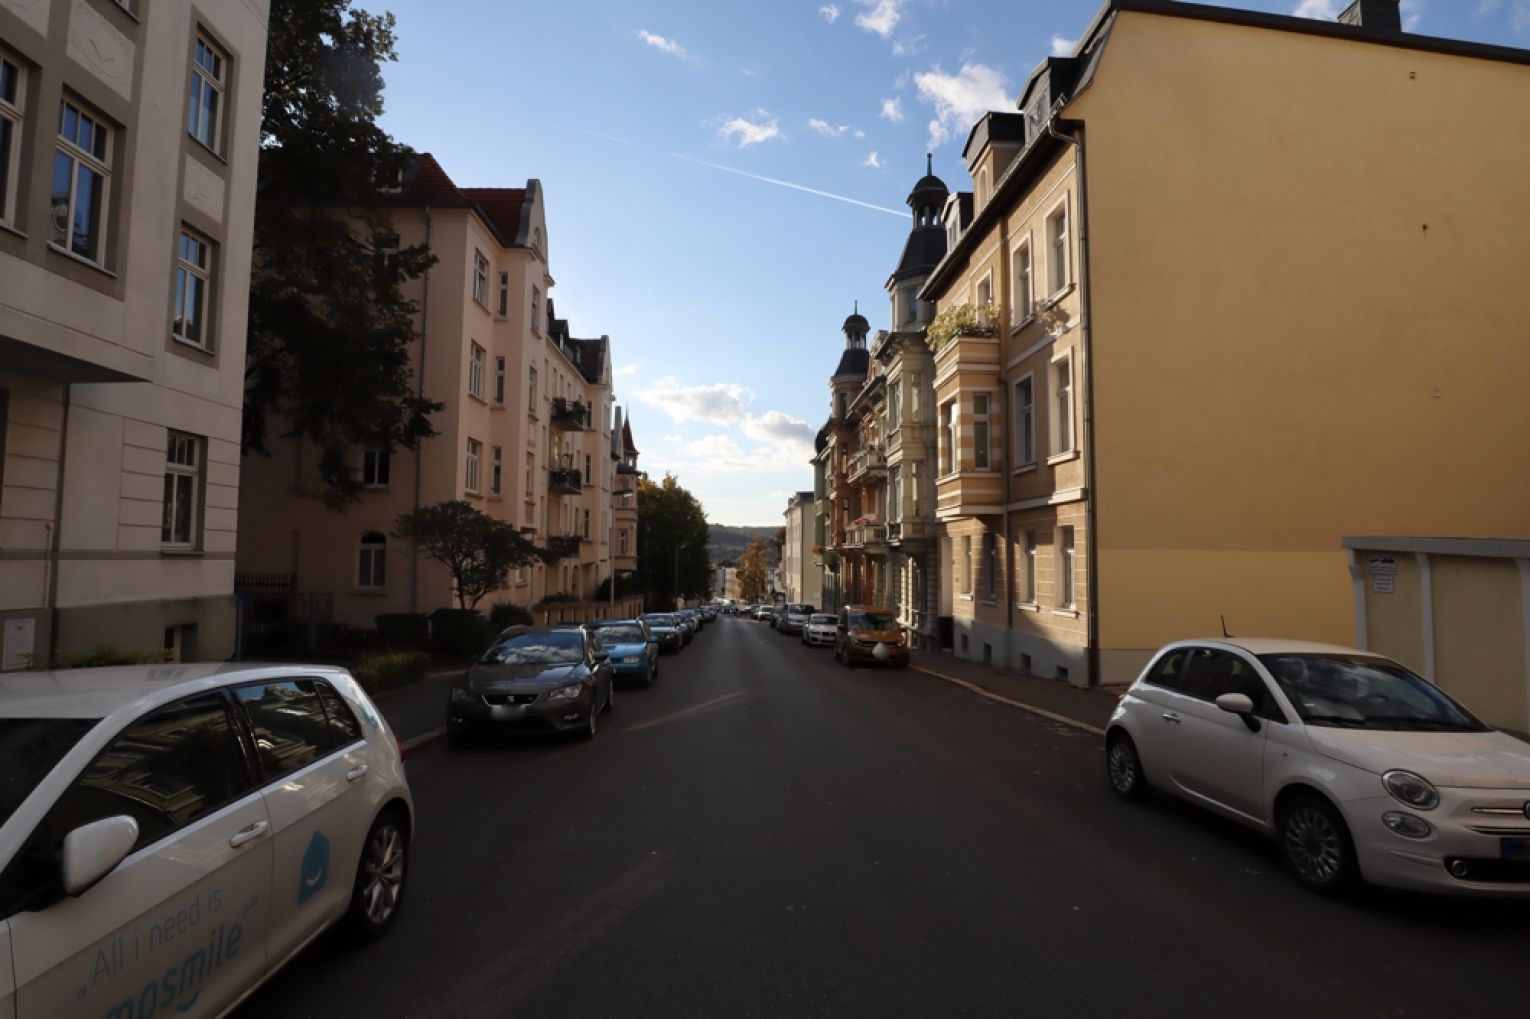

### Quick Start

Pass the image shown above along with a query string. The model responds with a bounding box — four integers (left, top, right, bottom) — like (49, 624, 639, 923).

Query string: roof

(374, 154, 536, 251)
(0, 663, 352, 720)
(833, 347, 870, 379)
(566, 336, 609, 385)
(1160, 638, 1368, 657)
(890, 224, 947, 284)
(961, 111, 1026, 163)
(459, 187, 527, 244)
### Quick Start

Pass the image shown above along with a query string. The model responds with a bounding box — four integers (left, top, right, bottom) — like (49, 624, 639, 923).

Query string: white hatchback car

(1106, 639, 1530, 896)
(801, 614, 837, 648)
(0, 664, 414, 1017)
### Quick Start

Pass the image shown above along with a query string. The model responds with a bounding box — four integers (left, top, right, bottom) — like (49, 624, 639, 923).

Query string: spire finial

(854, 299, 858, 314)
(926, 152, 933, 175)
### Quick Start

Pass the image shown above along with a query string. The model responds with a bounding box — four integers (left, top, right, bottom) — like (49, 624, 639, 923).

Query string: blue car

(592, 619, 659, 686)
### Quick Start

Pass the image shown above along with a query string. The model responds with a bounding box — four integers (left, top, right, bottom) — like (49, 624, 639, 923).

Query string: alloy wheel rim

(1285, 807, 1342, 883)
(362, 824, 404, 924)
(1108, 742, 1137, 792)
(588, 708, 597, 736)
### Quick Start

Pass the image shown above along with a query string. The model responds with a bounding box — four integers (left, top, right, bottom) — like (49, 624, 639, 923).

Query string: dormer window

(976, 168, 990, 208)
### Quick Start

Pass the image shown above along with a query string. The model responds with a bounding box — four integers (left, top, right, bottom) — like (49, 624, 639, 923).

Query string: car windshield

(1257, 654, 1488, 731)
(809, 614, 835, 625)
(790, 604, 814, 614)
(1, 717, 98, 828)
(642, 615, 675, 627)
(848, 612, 899, 630)
(601, 625, 647, 644)
(480, 630, 584, 665)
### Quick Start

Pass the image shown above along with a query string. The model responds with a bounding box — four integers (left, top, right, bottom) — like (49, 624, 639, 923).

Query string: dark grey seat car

(448, 626, 615, 743)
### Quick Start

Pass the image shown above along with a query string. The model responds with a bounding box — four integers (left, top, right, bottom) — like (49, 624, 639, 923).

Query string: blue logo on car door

(299, 830, 330, 903)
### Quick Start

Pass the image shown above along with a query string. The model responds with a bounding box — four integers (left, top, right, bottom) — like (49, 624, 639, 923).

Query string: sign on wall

(1368, 555, 1397, 594)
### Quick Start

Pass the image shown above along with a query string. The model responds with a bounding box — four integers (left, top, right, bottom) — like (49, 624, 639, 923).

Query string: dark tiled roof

(567, 336, 608, 385)
(833, 348, 869, 379)
(459, 188, 527, 244)
(891, 226, 947, 283)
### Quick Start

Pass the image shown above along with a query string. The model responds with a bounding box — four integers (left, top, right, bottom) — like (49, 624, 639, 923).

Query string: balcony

(548, 466, 583, 495)
(616, 457, 640, 475)
(546, 535, 582, 559)
(551, 397, 592, 430)
(887, 519, 934, 545)
(846, 446, 887, 485)
(845, 522, 887, 554)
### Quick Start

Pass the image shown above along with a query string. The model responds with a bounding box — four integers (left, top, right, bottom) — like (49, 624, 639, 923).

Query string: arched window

(358, 532, 386, 589)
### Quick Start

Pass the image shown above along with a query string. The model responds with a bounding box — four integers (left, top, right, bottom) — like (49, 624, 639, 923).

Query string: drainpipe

(46, 383, 72, 665)
(1047, 115, 1100, 687)
(409, 205, 432, 614)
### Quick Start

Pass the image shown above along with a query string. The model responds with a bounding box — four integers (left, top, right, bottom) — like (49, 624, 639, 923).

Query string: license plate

(1501, 838, 1530, 861)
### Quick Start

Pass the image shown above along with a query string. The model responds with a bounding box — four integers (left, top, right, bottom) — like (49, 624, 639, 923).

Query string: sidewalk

(371, 667, 462, 743)
(908, 651, 1124, 735)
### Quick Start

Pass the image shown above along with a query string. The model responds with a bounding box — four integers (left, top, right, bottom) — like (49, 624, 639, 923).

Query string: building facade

(238, 156, 621, 627)
(0, 0, 269, 667)
(611, 407, 639, 576)
(920, 0, 1530, 685)
(781, 490, 821, 604)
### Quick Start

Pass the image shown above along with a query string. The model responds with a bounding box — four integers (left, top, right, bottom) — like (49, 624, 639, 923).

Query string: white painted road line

(909, 665, 1108, 737)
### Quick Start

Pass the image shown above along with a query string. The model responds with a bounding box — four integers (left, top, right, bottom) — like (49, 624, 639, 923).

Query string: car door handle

(229, 820, 268, 848)
(1162, 712, 1182, 724)
(346, 764, 369, 782)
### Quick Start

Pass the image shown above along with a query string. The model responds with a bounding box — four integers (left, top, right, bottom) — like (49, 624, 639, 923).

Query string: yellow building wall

(1068, 13, 1530, 678)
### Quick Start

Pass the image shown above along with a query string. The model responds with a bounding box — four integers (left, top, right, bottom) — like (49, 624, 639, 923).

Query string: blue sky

(372, 0, 1528, 525)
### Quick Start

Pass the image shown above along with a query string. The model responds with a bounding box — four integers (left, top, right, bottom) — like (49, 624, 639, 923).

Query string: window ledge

(0, 222, 28, 240)
(957, 594, 974, 602)
(1012, 462, 1038, 476)
(171, 335, 215, 357)
(352, 588, 388, 597)
(1009, 312, 1036, 336)
(492, 401, 506, 411)
(48, 243, 117, 278)
(1041, 283, 1075, 309)
(978, 599, 999, 607)
(189, 138, 229, 168)
(1016, 602, 1041, 613)
(160, 548, 203, 558)
(468, 393, 488, 406)
(361, 485, 390, 493)
(1051, 607, 1080, 618)
(1046, 449, 1079, 467)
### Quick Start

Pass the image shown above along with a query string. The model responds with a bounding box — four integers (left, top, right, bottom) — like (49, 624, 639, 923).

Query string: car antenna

(1220, 614, 1232, 639)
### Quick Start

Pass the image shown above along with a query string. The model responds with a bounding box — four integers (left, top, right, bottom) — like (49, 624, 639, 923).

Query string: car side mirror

(1215, 692, 1262, 732)
(62, 816, 139, 896)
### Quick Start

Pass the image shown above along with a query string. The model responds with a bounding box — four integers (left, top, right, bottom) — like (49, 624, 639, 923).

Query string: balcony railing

(846, 446, 887, 484)
(887, 519, 933, 543)
(546, 535, 582, 559)
(616, 458, 640, 474)
(548, 466, 583, 495)
(845, 523, 887, 551)
(551, 397, 591, 430)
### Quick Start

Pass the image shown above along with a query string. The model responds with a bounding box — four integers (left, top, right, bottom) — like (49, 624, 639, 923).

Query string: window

(161, 432, 201, 548)
(584, 454, 591, 485)
(525, 452, 534, 495)
(465, 438, 482, 494)
(473, 251, 489, 304)
(837, 391, 847, 419)
(1052, 355, 1074, 455)
(493, 356, 506, 404)
(52, 98, 112, 263)
(187, 35, 226, 152)
(972, 393, 990, 470)
(962, 535, 973, 595)
(490, 446, 502, 496)
(888, 379, 902, 427)
(976, 273, 992, 309)
(939, 400, 954, 474)
(619, 528, 628, 554)
(911, 462, 920, 515)
(910, 373, 922, 420)
(468, 341, 485, 399)
(171, 229, 213, 349)
(1179, 648, 1279, 719)
(982, 531, 998, 600)
(362, 447, 390, 487)
(1015, 376, 1035, 467)
(358, 532, 386, 589)
(583, 508, 590, 540)
(1022, 529, 1037, 604)
(46, 695, 246, 855)
(315, 682, 362, 745)
(528, 366, 538, 409)
(1013, 240, 1032, 321)
(497, 272, 509, 316)
(1048, 203, 1070, 294)
(234, 681, 340, 780)
(531, 287, 541, 332)
(1058, 525, 1075, 608)
(0, 55, 21, 227)
(977, 167, 990, 207)
(889, 465, 902, 523)
(375, 233, 400, 285)
(904, 288, 918, 323)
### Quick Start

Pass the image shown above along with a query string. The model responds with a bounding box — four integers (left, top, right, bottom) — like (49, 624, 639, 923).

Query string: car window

(809, 614, 834, 624)
(47, 694, 250, 855)
(1257, 653, 1486, 731)
(0, 717, 98, 830)
(1141, 648, 1190, 691)
(601, 625, 647, 644)
(848, 611, 898, 629)
(235, 681, 337, 780)
(1177, 649, 1283, 721)
(480, 630, 585, 665)
(315, 681, 363, 746)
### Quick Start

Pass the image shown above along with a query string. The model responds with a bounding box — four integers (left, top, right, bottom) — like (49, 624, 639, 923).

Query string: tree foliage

(245, 0, 441, 508)
(738, 539, 769, 603)
(393, 501, 550, 609)
(636, 474, 712, 609)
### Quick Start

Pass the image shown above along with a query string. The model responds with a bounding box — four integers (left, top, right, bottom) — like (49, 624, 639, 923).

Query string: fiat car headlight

(1382, 770, 1440, 810)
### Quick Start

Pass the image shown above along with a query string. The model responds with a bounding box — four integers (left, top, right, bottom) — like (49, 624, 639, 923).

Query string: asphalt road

(240, 616, 1530, 1019)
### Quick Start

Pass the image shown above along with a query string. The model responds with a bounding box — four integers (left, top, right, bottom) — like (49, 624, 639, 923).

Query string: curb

(401, 725, 449, 756)
(909, 664, 1108, 737)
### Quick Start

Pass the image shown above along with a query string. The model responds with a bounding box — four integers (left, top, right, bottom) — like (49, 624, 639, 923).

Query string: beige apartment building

(238, 156, 624, 628)
(612, 406, 639, 576)
(921, 0, 1530, 686)
(781, 490, 821, 605)
(0, 0, 268, 667)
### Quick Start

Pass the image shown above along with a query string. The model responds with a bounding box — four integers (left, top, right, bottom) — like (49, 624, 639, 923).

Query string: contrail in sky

(671, 153, 906, 218)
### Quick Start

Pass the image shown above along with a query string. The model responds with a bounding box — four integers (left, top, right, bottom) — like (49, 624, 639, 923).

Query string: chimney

(1337, 0, 1402, 32)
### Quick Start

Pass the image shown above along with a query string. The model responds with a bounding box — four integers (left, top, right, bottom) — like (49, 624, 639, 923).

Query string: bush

(351, 651, 429, 694)
(489, 602, 532, 628)
(40, 645, 164, 669)
(429, 608, 494, 660)
(535, 591, 580, 607)
(375, 612, 429, 644)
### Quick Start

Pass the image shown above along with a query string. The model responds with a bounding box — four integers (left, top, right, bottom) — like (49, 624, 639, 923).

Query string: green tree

(738, 539, 769, 603)
(636, 474, 711, 608)
(394, 501, 550, 609)
(245, 0, 441, 509)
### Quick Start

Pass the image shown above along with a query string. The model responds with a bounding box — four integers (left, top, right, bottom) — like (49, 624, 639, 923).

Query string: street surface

(241, 616, 1530, 1018)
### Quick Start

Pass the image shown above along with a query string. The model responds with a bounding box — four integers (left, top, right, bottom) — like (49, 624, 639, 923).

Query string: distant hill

(709, 523, 778, 566)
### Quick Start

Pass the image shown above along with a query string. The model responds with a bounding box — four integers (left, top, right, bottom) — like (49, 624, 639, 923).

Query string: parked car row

(749, 601, 911, 669)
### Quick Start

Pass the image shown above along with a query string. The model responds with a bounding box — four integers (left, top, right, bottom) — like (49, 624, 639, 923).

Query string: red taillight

(396, 734, 407, 761)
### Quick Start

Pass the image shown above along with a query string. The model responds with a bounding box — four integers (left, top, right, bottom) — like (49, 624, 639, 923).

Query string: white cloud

(1050, 34, 1076, 56)
(855, 0, 907, 39)
(615, 363, 639, 377)
(636, 376, 753, 425)
(914, 63, 1012, 149)
(880, 97, 904, 121)
(1290, 0, 1341, 16)
(808, 118, 851, 138)
(741, 411, 816, 456)
(1476, 0, 1502, 11)
(854, 128, 866, 139)
(684, 434, 746, 460)
(1401, 0, 1424, 30)
(864, 151, 883, 168)
(820, 3, 841, 24)
(717, 109, 783, 148)
(893, 70, 911, 89)
(892, 34, 926, 57)
(1291, 0, 1423, 29)
(636, 29, 687, 58)
(1515, 0, 1530, 32)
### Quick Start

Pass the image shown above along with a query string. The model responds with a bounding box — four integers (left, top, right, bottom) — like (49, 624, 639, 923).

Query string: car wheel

(581, 707, 598, 741)
(1105, 732, 1148, 801)
(1278, 794, 1358, 894)
(344, 808, 408, 944)
(604, 679, 615, 714)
